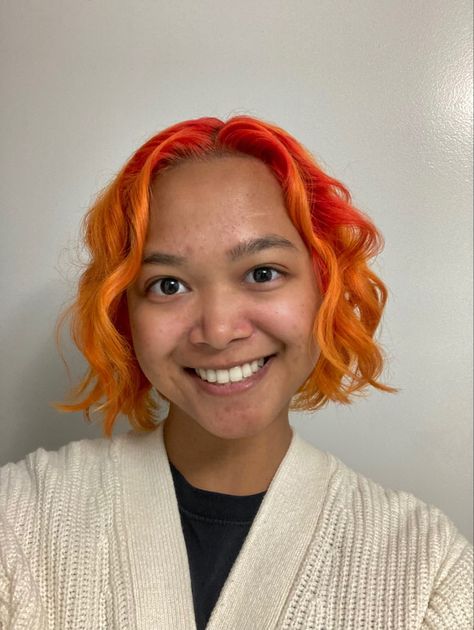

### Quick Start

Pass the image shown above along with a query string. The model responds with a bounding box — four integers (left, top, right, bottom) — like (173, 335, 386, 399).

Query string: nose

(188, 287, 254, 349)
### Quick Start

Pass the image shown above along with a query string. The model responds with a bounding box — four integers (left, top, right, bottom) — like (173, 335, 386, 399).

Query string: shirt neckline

(169, 460, 267, 524)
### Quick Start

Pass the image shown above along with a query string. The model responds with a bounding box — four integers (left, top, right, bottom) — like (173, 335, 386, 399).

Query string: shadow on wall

(0, 280, 132, 467)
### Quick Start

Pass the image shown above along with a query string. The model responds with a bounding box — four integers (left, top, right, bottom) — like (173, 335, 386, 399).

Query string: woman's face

(127, 156, 322, 440)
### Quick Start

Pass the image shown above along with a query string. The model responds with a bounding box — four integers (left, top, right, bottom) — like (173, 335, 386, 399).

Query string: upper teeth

(195, 358, 266, 384)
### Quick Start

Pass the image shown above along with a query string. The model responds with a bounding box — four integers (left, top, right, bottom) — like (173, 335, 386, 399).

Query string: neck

(162, 411, 293, 496)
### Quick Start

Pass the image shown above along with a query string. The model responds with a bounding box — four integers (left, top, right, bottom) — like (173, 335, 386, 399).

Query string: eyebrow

(142, 234, 298, 266)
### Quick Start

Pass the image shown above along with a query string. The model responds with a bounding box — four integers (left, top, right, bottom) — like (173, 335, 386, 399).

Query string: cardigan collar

(118, 421, 331, 629)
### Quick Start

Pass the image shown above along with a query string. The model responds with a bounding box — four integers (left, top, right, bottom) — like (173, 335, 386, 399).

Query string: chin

(194, 409, 281, 442)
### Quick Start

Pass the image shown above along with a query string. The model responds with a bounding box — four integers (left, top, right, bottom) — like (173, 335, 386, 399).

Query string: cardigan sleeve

(421, 530, 473, 630)
(0, 455, 47, 630)
(0, 510, 47, 630)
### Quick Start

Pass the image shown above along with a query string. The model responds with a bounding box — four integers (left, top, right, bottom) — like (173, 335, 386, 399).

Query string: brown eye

(148, 277, 188, 296)
(247, 267, 283, 283)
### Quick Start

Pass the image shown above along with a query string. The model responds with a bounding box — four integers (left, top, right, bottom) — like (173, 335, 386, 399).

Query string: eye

(246, 266, 284, 284)
(147, 277, 189, 296)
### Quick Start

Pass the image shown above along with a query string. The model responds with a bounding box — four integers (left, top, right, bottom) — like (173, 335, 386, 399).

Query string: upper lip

(186, 355, 273, 371)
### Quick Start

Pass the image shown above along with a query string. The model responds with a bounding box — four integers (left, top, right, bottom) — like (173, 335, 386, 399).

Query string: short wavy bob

(53, 115, 398, 437)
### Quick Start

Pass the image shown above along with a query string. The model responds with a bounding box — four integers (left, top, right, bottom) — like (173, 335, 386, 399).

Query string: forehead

(146, 156, 301, 249)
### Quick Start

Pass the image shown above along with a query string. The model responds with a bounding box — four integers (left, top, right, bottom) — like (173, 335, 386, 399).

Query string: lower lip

(186, 356, 275, 397)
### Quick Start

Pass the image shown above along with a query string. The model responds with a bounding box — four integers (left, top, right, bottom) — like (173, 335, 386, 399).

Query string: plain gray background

(0, 1, 472, 543)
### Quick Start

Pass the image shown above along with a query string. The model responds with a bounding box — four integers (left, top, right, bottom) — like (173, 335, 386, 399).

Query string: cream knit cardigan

(0, 421, 472, 629)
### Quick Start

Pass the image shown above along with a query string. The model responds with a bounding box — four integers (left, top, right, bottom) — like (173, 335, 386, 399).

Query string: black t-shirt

(169, 461, 267, 630)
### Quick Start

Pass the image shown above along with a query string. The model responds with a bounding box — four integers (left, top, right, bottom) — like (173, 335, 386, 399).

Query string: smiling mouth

(184, 354, 275, 385)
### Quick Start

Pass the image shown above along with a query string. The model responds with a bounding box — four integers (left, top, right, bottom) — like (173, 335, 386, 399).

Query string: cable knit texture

(0, 422, 472, 629)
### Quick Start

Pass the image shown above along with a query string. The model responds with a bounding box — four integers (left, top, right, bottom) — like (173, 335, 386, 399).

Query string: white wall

(0, 0, 472, 542)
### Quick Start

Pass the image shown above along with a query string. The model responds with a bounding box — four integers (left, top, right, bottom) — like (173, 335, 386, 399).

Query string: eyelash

(145, 266, 286, 297)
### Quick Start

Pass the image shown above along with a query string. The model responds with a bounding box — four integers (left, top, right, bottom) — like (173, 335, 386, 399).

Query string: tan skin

(126, 156, 322, 495)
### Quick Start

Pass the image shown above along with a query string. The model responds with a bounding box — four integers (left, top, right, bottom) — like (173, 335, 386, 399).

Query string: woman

(0, 116, 472, 629)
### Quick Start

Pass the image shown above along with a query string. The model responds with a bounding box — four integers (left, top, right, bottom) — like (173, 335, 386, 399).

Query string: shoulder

(296, 447, 472, 625)
(324, 451, 469, 550)
(0, 430, 134, 516)
(325, 452, 472, 593)
(0, 433, 110, 481)
(0, 431, 142, 628)
(0, 430, 140, 578)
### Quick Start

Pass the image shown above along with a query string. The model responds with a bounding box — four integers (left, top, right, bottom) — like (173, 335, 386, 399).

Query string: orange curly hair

(53, 115, 397, 437)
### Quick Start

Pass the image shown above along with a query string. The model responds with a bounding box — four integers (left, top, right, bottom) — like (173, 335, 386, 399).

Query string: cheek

(263, 294, 318, 346)
(128, 308, 180, 371)
(264, 289, 321, 377)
